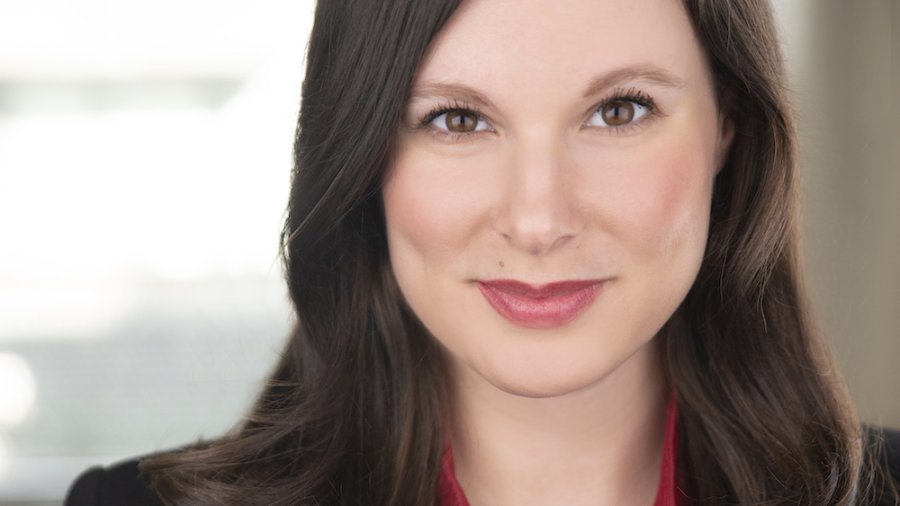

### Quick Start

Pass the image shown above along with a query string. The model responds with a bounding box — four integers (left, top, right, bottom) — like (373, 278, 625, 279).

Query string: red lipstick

(477, 279, 604, 329)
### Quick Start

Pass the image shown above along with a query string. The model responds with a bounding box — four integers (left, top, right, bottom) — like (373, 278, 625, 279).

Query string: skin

(383, 0, 733, 504)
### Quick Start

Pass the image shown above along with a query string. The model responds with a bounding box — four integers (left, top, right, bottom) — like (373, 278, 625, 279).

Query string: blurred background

(0, 1, 896, 504)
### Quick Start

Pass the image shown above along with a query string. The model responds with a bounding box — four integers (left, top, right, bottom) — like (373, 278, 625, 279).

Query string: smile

(476, 279, 605, 329)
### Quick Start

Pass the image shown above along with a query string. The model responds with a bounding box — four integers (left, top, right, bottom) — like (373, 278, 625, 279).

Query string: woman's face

(383, 0, 732, 398)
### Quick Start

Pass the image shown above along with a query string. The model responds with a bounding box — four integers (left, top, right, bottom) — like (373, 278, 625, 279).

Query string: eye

(429, 108, 491, 134)
(586, 99, 651, 128)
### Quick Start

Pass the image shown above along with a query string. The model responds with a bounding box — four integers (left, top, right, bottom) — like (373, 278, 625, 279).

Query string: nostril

(508, 230, 575, 257)
(492, 211, 580, 256)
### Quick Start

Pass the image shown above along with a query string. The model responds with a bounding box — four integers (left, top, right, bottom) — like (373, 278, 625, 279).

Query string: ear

(714, 113, 735, 175)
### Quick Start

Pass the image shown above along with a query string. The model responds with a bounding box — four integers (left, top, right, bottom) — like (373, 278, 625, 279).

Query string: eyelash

(416, 87, 658, 143)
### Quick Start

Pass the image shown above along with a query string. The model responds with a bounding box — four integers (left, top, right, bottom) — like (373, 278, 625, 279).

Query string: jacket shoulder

(64, 457, 162, 506)
(866, 425, 900, 506)
(884, 427, 900, 482)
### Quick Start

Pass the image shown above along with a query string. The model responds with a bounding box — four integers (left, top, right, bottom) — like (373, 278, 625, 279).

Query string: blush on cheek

(652, 150, 713, 258)
(382, 155, 486, 266)
(383, 167, 441, 260)
(606, 144, 714, 261)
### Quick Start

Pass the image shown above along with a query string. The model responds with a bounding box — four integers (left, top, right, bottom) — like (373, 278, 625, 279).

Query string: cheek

(381, 147, 489, 275)
(584, 140, 714, 264)
(642, 150, 711, 256)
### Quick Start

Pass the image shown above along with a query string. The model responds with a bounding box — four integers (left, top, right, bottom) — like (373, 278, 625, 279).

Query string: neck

(449, 339, 668, 506)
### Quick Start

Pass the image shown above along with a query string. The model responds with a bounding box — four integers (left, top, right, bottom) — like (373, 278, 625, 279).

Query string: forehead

(414, 0, 708, 93)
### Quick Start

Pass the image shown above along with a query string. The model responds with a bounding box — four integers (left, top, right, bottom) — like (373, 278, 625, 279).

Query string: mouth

(476, 279, 605, 329)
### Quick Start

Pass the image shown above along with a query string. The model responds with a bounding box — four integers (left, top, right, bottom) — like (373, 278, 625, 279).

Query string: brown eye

(601, 99, 635, 126)
(444, 109, 480, 132)
(587, 98, 651, 129)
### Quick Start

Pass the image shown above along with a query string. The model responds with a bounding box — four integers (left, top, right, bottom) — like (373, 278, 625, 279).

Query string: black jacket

(65, 428, 900, 505)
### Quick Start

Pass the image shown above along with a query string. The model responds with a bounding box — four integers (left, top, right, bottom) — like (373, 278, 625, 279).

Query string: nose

(492, 136, 582, 256)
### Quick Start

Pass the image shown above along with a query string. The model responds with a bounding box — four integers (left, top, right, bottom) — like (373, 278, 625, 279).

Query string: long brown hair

(140, 0, 899, 504)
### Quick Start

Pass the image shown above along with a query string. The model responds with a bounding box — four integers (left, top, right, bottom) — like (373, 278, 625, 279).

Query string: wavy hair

(140, 0, 899, 504)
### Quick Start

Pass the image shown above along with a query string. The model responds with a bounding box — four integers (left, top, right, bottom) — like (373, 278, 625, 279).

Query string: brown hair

(140, 0, 899, 504)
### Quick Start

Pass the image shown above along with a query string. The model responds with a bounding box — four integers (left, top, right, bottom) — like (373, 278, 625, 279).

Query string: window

(0, 2, 312, 502)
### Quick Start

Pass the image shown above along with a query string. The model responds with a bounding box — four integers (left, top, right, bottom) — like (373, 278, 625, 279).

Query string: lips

(477, 279, 604, 329)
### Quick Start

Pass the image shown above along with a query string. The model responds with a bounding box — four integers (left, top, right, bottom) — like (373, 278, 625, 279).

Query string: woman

(66, 0, 900, 504)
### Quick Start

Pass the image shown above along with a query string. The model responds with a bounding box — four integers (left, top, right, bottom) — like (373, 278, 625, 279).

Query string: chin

(470, 352, 625, 399)
(450, 323, 665, 401)
(490, 376, 601, 399)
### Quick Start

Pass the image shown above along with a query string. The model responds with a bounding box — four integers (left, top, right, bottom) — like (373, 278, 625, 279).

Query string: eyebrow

(408, 64, 685, 106)
(581, 64, 685, 97)
(409, 82, 496, 109)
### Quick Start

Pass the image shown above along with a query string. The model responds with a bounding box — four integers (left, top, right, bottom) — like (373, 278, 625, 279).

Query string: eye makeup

(415, 98, 491, 144)
(586, 86, 659, 136)
(409, 86, 662, 143)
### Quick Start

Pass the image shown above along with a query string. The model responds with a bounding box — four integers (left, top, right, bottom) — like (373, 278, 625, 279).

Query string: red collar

(438, 397, 680, 506)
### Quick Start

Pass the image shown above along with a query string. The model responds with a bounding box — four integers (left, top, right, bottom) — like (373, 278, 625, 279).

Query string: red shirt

(438, 397, 680, 506)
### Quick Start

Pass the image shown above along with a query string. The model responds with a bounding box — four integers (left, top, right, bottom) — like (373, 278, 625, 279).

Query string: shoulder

(64, 457, 162, 506)
(865, 425, 900, 506)
(881, 426, 900, 480)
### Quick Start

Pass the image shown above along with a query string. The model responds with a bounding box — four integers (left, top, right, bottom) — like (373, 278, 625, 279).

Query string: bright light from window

(0, 353, 37, 426)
